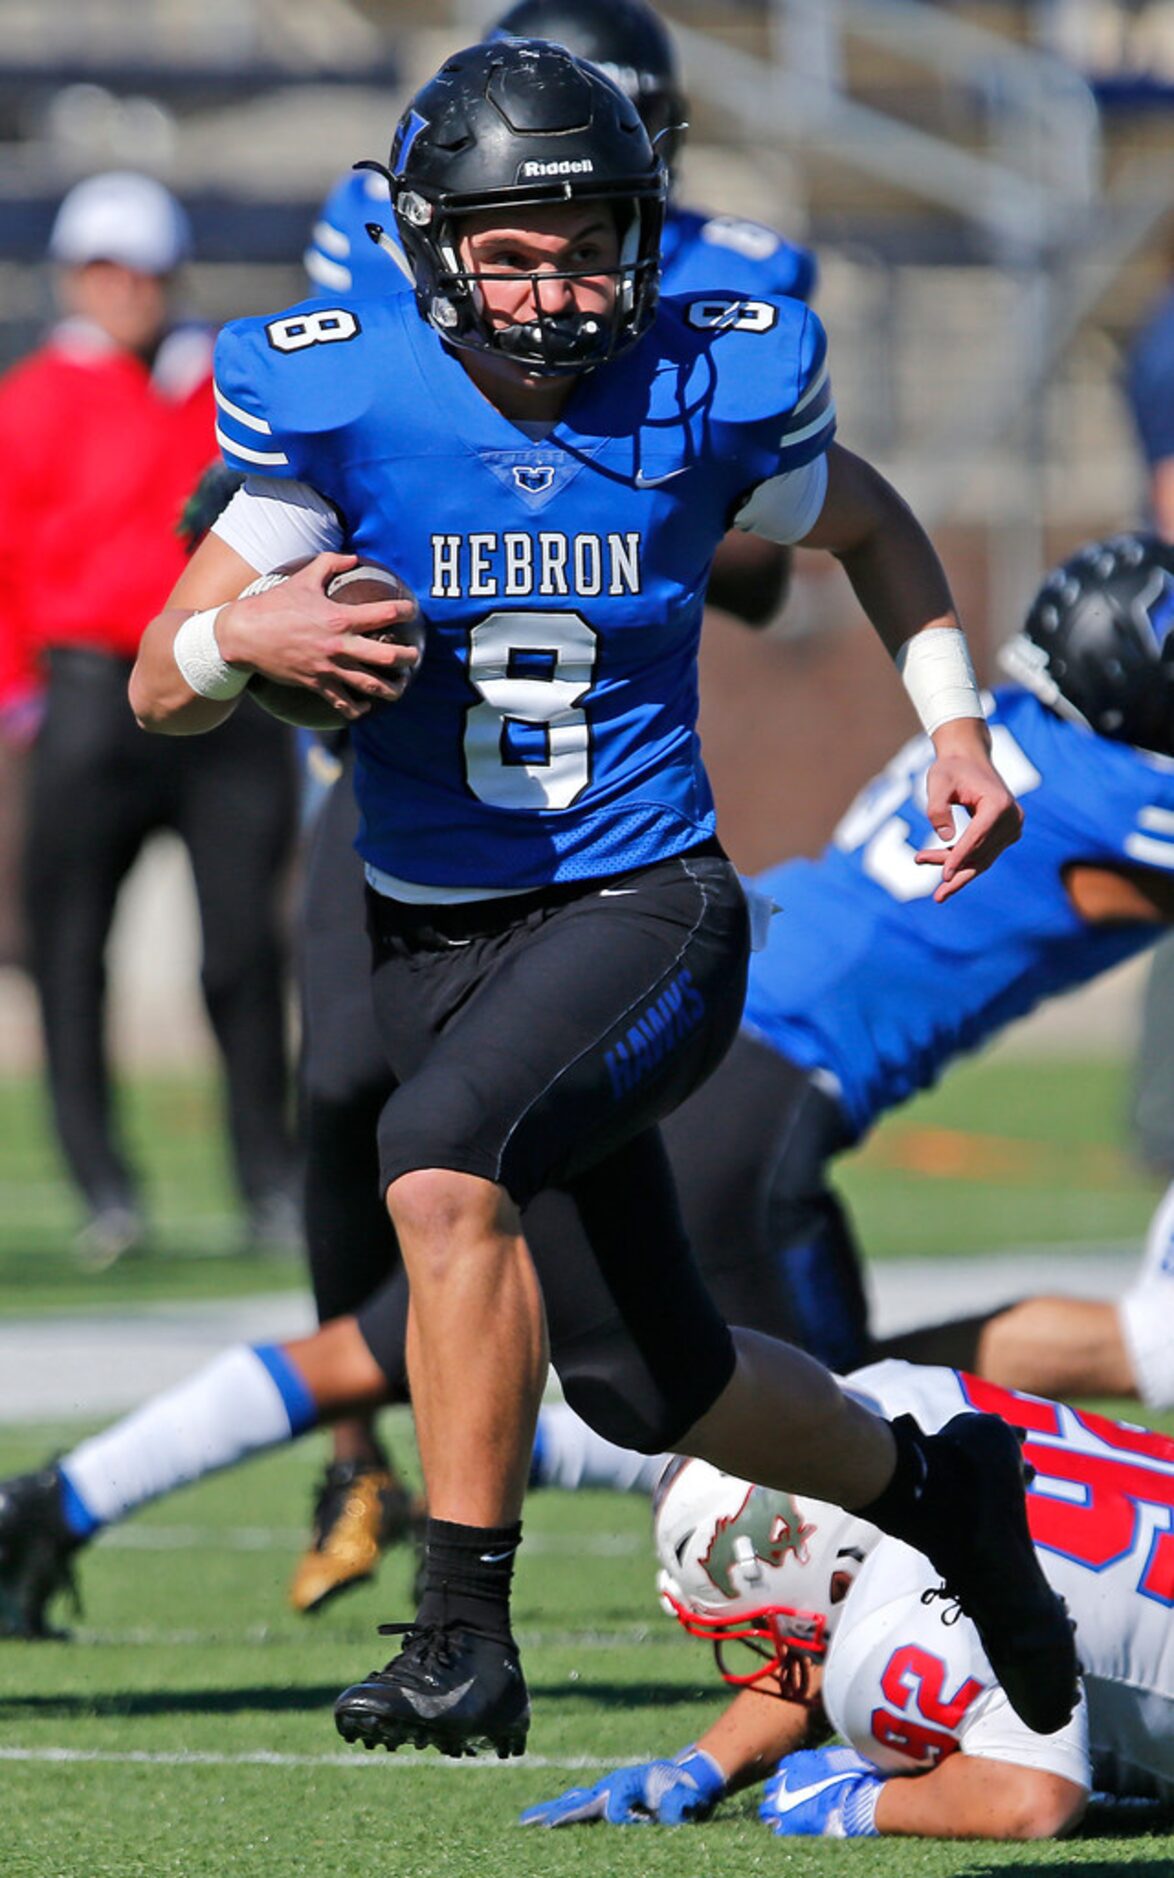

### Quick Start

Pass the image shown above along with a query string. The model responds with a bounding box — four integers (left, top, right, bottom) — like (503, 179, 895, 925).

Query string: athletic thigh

(358, 1128, 737, 1448)
(371, 846, 750, 1204)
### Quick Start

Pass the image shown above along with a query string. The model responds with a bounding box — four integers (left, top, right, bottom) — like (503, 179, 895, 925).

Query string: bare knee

(387, 1168, 517, 1278)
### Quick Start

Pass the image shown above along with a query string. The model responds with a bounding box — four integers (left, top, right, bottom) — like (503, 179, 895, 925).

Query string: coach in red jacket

(0, 172, 299, 1266)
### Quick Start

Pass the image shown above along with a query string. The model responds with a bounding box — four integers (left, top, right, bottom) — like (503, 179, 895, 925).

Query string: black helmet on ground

(999, 533, 1174, 756)
(361, 39, 665, 375)
(488, 0, 688, 177)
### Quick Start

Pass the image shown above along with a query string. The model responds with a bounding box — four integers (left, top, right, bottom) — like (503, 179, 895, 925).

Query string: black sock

(850, 1414, 931, 1539)
(415, 1518, 522, 1643)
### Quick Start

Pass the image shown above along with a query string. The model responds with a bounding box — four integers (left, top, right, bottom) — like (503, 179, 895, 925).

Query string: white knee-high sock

(531, 1402, 668, 1495)
(58, 1344, 317, 1537)
(1119, 1182, 1174, 1409)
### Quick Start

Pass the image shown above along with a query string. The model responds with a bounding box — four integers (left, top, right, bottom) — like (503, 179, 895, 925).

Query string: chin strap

(363, 223, 415, 285)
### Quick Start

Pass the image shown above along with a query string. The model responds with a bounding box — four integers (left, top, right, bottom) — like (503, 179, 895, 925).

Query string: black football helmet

(999, 533, 1174, 756)
(362, 39, 665, 375)
(488, 0, 688, 178)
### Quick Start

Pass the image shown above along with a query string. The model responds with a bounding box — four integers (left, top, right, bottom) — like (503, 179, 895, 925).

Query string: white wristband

(172, 605, 250, 701)
(895, 626, 983, 736)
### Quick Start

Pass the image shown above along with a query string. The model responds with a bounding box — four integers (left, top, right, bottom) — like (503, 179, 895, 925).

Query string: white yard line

(67, 1625, 660, 1649)
(0, 1745, 636, 1771)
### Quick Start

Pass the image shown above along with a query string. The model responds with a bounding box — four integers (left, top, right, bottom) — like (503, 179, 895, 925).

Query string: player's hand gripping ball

(244, 562, 422, 730)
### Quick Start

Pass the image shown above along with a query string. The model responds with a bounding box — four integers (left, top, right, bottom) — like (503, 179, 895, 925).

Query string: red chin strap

(660, 1584, 830, 1689)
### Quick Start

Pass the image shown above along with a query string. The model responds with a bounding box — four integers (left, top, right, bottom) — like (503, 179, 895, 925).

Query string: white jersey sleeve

(732, 454, 828, 544)
(823, 1538, 1092, 1790)
(211, 475, 344, 574)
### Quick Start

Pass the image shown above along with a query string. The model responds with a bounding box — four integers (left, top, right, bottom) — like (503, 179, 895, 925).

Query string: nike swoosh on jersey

(599, 887, 638, 896)
(402, 1676, 476, 1719)
(634, 466, 688, 488)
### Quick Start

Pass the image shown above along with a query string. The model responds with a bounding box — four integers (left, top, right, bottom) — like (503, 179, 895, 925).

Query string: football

(243, 562, 421, 730)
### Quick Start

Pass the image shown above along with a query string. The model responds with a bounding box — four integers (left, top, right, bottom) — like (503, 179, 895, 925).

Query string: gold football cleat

(289, 1459, 420, 1615)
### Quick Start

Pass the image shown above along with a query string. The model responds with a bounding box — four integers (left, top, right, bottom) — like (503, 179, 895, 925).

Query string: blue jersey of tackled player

(305, 170, 817, 305)
(214, 289, 834, 889)
(743, 686, 1174, 1138)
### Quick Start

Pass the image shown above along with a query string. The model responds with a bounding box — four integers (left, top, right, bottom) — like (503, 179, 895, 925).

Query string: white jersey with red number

(823, 1360, 1174, 1800)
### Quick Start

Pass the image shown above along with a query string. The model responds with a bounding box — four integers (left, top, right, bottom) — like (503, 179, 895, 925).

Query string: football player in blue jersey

(290, 0, 817, 1618)
(126, 39, 1061, 1759)
(8, 539, 1174, 1665)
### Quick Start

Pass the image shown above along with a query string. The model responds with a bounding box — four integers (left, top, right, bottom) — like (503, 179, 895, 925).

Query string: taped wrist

(672, 1744, 727, 1803)
(172, 605, 250, 700)
(896, 626, 983, 735)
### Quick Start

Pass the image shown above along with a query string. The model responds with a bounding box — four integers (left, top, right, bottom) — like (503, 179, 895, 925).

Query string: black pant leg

(662, 1032, 870, 1369)
(23, 653, 156, 1209)
(300, 749, 401, 1323)
(176, 700, 299, 1207)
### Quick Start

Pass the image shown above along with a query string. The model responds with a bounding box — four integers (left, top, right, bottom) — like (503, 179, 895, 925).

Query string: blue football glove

(520, 1745, 726, 1827)
(759, 1746, 886, 1838)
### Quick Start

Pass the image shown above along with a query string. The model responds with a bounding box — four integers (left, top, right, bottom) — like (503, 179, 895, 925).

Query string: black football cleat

(0, 1466, 82, 1639)
(890, 1412, 1078, 1736)
(334, 1622, 530, 1759)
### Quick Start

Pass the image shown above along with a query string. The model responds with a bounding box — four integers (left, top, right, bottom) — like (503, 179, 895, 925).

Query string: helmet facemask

(656, 1570, 843, 1694)
(414, 187, 662, 375)
(652, 1457, 880, 1696)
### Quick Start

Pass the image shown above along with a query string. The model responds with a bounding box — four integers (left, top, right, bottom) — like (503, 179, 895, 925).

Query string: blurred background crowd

(0, 0, 1171, 1262)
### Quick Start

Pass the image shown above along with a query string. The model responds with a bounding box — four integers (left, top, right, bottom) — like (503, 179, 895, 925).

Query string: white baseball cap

(48, 171, 192, 274)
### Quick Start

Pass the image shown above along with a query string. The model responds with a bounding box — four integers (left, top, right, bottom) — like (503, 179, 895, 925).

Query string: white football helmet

(653, 1456, 881, 1688)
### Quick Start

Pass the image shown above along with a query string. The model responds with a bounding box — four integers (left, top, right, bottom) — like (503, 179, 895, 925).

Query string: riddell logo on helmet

(519, 157, 595, 177)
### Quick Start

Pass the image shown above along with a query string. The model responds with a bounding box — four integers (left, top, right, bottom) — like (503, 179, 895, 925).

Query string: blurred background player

(0, 171, 300, 1267)
(1125, 252, 1174, 544)
(9, 540, 1174, 1643)
(287, 0, 823, 1619)
(522, 1359, 1174, 1838)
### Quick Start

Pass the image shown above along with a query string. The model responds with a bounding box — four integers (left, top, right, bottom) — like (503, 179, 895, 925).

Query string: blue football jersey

(303, 173, 816, 306)
(743, 688, 1174, 1138)
(304, 170, 411, 297)
(214, 289, 834, 889)
(660, 206, 816, 305)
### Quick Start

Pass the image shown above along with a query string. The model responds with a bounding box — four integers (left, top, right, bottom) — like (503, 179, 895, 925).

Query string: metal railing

(674, 0, 1103, 254)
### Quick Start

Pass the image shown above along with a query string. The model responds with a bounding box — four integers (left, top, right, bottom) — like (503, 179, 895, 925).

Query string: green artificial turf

(0, 1056, 1171, 1870)
(0, 1422, 1170, 1877)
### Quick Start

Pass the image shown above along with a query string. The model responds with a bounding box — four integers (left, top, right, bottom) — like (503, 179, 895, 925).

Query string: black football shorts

(367, 838, 749, 1206)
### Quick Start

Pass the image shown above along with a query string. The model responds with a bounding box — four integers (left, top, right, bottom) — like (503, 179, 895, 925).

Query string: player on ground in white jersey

(522, 1359, 1174, 1838)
